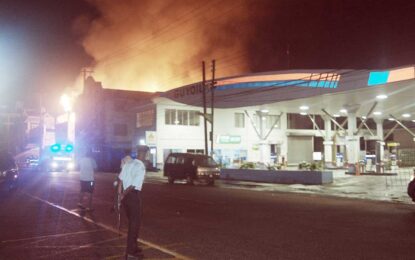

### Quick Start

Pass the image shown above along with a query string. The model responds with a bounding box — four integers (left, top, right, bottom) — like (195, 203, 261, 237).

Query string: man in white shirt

(117, 158, 146, 259)
(120, 149, 133, 170)
(78, 151, 97, 210)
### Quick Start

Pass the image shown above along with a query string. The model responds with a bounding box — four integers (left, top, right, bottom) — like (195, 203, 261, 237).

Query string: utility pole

(202, 61, 208, 155)
(210, 60, 216, 155)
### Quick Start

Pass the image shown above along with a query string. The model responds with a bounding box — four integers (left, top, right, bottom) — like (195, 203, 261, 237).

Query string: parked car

(163, 153, 220, 185)
(0, 151, 19, 192)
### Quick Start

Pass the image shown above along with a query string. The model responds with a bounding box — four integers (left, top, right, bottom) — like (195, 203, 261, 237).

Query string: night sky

(1, 0, 415, 110)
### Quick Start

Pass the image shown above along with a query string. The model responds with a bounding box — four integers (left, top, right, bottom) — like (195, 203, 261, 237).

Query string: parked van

(163, 153, 220, 185)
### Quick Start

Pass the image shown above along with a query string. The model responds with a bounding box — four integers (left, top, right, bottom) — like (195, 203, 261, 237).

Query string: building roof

(161, 66, 415, 121)
(102, 88, 157, 100)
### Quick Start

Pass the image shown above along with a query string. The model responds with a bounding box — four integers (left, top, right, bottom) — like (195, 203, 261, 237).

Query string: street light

(60, 94, 73, 112)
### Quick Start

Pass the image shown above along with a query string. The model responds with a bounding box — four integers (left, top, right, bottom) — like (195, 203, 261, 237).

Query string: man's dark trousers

(123, 190, 142, 256)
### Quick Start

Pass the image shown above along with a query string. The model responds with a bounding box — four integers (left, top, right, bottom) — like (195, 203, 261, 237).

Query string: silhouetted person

(78, 150, 97, 210)
(117, 157, 146, 259)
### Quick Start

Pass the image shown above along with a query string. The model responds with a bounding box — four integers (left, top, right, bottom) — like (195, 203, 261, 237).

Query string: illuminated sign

(146, 131, 157, 146)
(386, 142, 400, 147)
(216, 72, 341, 90)
(217, 135, 241, 144)
(368, 66, 415, 86)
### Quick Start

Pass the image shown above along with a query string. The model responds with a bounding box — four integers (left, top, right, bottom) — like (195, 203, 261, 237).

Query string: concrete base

(221, 169, 333, 185)
(345, 172, 397, 176)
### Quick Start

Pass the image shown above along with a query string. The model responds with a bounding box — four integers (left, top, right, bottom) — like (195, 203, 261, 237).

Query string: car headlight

(66, 162, 75, 169)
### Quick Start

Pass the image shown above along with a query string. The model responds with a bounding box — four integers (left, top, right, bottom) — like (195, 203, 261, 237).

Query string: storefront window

(189, 111, 200, 126)
(165, 109, 200, 126)
(136, 109, 154, 128)
(214, 149, 247, 168)
(177, 110, 189, 125)
(165, 109, 176, 125)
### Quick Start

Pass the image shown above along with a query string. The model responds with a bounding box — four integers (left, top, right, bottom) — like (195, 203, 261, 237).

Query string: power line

(98, 1, 222, 63)
(99, 1, 246, 68)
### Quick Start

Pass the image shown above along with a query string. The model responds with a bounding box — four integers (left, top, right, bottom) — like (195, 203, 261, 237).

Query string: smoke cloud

(79, 0, 255, 92)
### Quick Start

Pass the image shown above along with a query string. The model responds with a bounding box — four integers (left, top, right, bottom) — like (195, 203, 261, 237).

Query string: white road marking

(38, 236, 122, 259)
(1, 229, 105, 243)
(23, 192, 192, 260)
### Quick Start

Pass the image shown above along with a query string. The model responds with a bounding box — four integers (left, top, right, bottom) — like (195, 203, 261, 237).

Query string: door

(287, 136, 313, 164)
(175, 155, 186, 179)
(164, 155, 176, 177)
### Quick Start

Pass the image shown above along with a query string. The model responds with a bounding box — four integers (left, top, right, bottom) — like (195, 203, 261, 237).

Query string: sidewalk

(146, 168, 414, 205)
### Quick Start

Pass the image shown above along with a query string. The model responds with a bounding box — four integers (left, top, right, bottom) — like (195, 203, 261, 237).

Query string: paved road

(1, 170, 415, 259)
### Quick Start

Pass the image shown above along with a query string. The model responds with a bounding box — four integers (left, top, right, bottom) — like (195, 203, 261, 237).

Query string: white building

(150, 97, 290, 168)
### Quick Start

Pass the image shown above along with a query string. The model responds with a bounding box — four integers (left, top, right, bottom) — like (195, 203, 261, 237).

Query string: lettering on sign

(173, 84, 205, 99)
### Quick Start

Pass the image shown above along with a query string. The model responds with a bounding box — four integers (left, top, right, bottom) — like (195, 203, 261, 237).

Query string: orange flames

(76, 0, 255, 92)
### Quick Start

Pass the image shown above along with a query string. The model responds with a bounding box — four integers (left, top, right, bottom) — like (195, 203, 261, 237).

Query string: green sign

(218, 135, 241, 144)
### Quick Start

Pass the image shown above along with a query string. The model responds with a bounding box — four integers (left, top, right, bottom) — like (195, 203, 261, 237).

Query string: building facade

(75, 77, 155, 171)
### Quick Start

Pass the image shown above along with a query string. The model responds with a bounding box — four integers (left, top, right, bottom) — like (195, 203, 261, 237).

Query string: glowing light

(402, 113, 411, 118)
(60, 94, 73, 112)
(300, 112, 307, 116)
(67, 162, 75, 170)
(333, 114, 340, 117)
(51, 144, 61, 152)
(376, 94, 388, 100)
(340, 109, 347, 114)
(373, 111, 382, 116)
(65, 144, 74, 152)
(260, 109, 269, 113)
(299, 106, 309, 110)
(388, 118, 395, 121)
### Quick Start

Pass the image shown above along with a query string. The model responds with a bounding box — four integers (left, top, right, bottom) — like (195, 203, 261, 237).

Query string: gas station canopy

(163, 65, 415, 121)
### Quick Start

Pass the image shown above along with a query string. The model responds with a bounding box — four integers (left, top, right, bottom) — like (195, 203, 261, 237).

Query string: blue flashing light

(51, 144, 61, 152)
(368, 71, 389, 86)
(65, 144, 74, 152)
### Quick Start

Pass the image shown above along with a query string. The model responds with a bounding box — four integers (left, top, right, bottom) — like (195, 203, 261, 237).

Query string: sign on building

(146, 131, 157, 146)
(217, 135, 241, 144)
